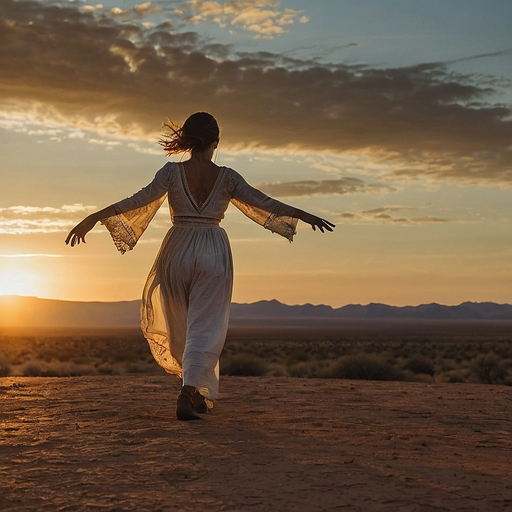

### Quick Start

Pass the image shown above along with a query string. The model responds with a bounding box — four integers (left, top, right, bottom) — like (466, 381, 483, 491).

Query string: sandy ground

(0, 376, 511, 512)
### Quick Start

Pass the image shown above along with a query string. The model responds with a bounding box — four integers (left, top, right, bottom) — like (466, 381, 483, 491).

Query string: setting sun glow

(0, 268, 40, 297)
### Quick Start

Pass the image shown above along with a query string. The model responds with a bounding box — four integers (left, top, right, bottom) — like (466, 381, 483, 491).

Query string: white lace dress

(102, 162, 297, 400)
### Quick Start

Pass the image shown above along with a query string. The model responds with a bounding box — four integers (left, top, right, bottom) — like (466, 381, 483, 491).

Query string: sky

(1, 0, 512, 307)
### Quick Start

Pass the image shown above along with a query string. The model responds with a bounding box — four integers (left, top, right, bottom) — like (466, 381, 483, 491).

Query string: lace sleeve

(101, 163, 173, 254)
(228, 169, 298, 242)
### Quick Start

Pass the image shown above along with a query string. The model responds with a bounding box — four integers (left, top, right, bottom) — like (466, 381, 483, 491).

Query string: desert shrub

(109, 348, 144, 363)
(40, 364, 90, 377)
(252, 345, 276, 359)
(408, 372, 434, 383)
(22, 361, 44, 376)
(0, 357, 12, 377)
(472, 353, 508, 384)
(13, 350, 31, 365)
(494, 343, 512, 359)
(437, 359, 457, 372)
(21, 360, 91, 377)
(286, 348, 311, 366)
(321, 354, 404, 381)
(439, 369, 469, 383)
(263, 363, 286, 377)
(442, 346, 460, 359)
(97, 364, 118, 375)
(125, 362, 145, 374)
(220, 354, 269, 376)
(392, 343, 410, 359)
(73, 356, 91, 365)
(404, 355, 435, 376)
(287, 361, 320, 378)
(308, 342, 327, 358)
(54, 348, 77, 363)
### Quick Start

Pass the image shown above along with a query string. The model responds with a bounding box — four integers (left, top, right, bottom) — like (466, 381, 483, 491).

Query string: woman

(66, 112, 335, 421)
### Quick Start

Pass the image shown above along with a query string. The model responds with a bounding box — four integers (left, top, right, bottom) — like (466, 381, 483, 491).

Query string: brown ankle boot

(176, 386, 201, 421)
(192, 390, 208, 414)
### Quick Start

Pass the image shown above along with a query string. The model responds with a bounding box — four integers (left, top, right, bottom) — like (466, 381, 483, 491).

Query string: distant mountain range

(1, 295, 512, 328)
(232, 299, 512, 321)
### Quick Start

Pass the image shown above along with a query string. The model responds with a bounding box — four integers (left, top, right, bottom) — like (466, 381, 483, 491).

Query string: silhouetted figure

(66, 112, 334, 420)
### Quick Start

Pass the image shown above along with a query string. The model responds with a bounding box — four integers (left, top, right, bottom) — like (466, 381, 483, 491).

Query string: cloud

(339, 206, 453, 225)
(257, 178, 394, 197)
(87, 0, 307, 40)
(88, 138, 122, 148)
(0, 205, 94, 215)
(0, 253, 64, 258)
(0, 204, 96, 234)
(0, 0, 511, 186)
(445, 48, 512, 65)
(127, 142, 162, 155)
(185, 0, 308, 39)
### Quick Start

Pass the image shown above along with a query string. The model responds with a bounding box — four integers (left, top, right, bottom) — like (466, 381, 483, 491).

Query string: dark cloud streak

(339, 206, 453, 225)
(1, 0, 511, 185)
(258, 178, 394, 197)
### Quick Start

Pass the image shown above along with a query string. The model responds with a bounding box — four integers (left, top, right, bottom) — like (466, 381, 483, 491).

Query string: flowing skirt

(141, 224, 233, 400)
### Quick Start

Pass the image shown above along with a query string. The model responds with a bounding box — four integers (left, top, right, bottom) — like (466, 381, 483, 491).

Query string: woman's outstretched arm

(65, 164, 172, 251)
(228, 168, 335, 239)
(65, 205, 117, 247)
(293, 208, 335, 233)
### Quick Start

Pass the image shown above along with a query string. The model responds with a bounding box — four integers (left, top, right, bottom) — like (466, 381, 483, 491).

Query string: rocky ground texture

(1, 376, 511, 511)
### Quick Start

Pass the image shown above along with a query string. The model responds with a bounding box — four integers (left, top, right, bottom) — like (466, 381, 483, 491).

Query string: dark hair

(159, 112, 220, 155)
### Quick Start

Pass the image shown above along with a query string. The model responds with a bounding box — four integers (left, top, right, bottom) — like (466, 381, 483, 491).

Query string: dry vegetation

(0, 328, 159, 378)
(1, 320, 511, 385)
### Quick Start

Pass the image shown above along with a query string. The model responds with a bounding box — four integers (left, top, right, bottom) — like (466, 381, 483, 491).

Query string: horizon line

(1, 294, 511, 309)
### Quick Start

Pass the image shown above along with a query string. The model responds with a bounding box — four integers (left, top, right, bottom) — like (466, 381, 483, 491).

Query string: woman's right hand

(65, 215, 98, 247)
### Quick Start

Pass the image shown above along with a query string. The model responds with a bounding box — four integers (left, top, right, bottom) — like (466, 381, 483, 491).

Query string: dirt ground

(0, 376, 511, 511)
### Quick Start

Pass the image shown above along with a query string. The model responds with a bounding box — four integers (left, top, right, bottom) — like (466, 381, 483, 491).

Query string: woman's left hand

(295, 210, 335, 233)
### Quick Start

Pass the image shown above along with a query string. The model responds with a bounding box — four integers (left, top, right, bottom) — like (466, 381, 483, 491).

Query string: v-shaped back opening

(179, 163, 224, 213)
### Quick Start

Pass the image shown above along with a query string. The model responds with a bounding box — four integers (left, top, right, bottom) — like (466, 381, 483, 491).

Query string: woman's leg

(181, 229, 233, 401)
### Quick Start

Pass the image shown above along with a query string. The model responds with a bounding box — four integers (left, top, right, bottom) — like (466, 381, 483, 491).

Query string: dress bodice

(167, 164, 232, 225)
(102, 162, 298, 253)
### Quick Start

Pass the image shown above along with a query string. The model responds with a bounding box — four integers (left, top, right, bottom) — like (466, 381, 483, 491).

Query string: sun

(0, 269, 41, 297)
